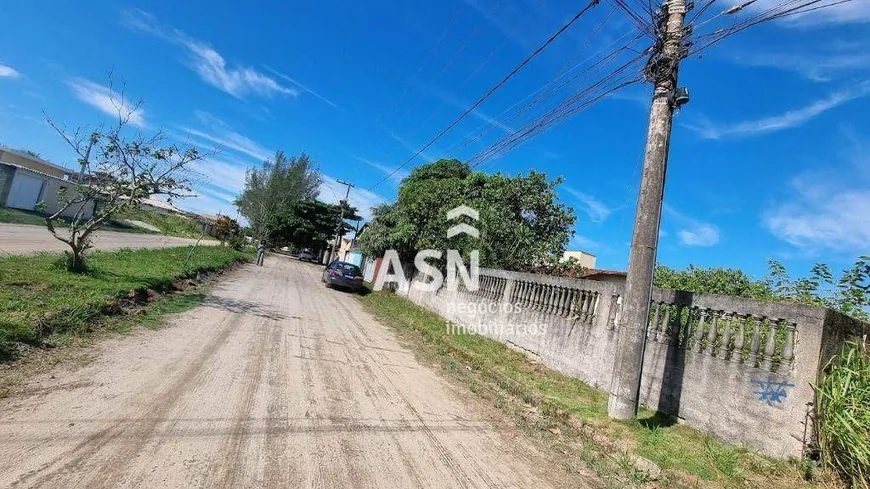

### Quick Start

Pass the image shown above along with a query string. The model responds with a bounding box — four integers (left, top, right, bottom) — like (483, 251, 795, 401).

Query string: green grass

(359, 290, 825, 489)
(815, 341, 870, 489)
(115, 208, 210, 238)
(0, 206, 152, 234)
(0, 207, 50, 226)
(0, 246, 250, 360)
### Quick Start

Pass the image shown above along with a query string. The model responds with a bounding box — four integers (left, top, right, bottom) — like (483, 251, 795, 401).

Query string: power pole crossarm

(608, 0, 689, 420)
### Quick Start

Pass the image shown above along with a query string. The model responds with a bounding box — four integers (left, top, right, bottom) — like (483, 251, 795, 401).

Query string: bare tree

(43, 76, 208, 272)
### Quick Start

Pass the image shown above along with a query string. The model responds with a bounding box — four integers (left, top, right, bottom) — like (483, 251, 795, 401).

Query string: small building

(133, 197, 186, 216)
(581, 269, 627, 287)
(561, 250, 597, 269)
(188, 212, 219, 236)
(0, 146, 94, 220)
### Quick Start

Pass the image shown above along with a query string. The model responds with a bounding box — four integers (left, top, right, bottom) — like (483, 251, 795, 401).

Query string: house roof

(0, 145, 69, 173)
(582, 269, 627, 279)
(0, 160, 71, 183)
(133, 197, 185, 213)
(193, 213, 220, 223)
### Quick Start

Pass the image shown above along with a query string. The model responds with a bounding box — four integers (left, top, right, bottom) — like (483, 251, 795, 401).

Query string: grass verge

(358, 290, 834, 489)
(0, 246, 250, 360)
(0, 206, 151, 234)
(115, 208, 209, 238)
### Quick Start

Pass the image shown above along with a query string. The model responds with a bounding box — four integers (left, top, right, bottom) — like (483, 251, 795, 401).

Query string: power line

(366, 0, 603, 192)
(607, 0, 656, 36)
(469, 52, 648, 167)
(382, 4, 466, 122)
(689, 0, 856, 56)
(443, 26, 646, 158)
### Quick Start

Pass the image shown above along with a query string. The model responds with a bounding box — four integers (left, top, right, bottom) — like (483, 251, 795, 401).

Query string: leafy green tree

(359, 159, 576, 272)
(213, 215, 240, 243)
(764, 257, 869, 322)
(653, 265, 775, 300)
(235, 151, 321, 239)
(653, 258, 870, 322)
(533, 256, 589, 278)
(268, 200, 359, 252)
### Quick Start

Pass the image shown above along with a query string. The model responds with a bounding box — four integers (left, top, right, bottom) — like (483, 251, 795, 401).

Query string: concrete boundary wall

(400, 267, 868, 458)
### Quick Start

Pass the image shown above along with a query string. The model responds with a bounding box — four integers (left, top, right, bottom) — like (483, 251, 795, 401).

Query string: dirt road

(0, 256, 594, 488)
(0, 223, 217, 255)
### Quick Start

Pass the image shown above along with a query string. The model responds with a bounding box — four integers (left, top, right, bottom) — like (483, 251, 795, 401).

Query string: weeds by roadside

(115, 208, 210, 238)
(815, 341, 870, 489)
(0, 246, 250, 360)
(358, 289, 836, 489)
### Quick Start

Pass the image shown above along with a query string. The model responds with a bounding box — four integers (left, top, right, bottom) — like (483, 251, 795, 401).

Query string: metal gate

(6, 172, 46, 210)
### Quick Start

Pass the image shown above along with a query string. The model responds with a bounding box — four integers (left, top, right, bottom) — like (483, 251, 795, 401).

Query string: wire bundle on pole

(365, 0, 855, 192)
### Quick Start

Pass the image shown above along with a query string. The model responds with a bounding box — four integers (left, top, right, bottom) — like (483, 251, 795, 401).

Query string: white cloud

(266, 66, 340, 109)
(354, 155, 409, 184)
(735, 49, 870, 82)
(684, 81, 870, 140)
(0, 64, 19, 78)
(319, 174, 386, 220)
(178, 111, 272, 161)
(67, 78, 147, 128)
(677, 225, 720, 247)
(725, 0, 870, 26)
(431, 88, 516, 133)
(764, 170, 870, 253)
(608, 86, 650, 108)
(664, 205, 721, 247)
(386, 130, 437, 162)
(190, 157, 249, 195)
(564, 187, 611, 223)
(182, 40, 297, 98)
(122, 9, 295, 99)
(176, 190, 236, 217)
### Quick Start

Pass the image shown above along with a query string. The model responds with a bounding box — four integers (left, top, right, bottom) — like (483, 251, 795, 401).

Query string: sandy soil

(0, 223, 216, 255)
(0, 255, 597, 488)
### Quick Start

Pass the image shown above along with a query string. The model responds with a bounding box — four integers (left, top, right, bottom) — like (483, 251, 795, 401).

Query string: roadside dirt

(0, 223, 217, 255)
(0, 255, 600, 488)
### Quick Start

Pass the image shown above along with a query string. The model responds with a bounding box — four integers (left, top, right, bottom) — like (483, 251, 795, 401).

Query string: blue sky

(1, 0, 868, 278)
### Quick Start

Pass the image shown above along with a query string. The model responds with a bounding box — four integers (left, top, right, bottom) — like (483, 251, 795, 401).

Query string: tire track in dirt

(326, 295, 475, 489)
(9, 308, 248, 489)
(207, 318, 270, 487)
(1, 257, 597, 488)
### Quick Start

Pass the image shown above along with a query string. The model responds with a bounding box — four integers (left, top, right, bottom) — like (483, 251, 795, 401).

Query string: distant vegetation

(654, 257, 869, 322)
(235, 150, 359, 255)
(116, 208, 207, 238)
(235, 150, 321, 240)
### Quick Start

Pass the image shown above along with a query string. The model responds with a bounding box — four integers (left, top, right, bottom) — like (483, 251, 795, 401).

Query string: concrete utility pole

(332, 179, 355, 262)
(608, 0, 690, 420)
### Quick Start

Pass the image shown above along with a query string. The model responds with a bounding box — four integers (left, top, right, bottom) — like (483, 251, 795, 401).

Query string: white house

(0, 146, 95, 219)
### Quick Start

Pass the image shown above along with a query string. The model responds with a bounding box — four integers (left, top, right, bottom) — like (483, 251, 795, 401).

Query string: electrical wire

(468, 51, 649, 167)
(689, 0, 855, 56)
(366, 0, 603, 191)
(382, 4, 466, 122)
(608, 0, 657, 36)
(441, 9, 640, 158)
(445, 29, 648, 158)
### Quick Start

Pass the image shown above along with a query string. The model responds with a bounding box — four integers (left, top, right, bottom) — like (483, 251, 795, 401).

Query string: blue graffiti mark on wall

(752, 379, 796, 406)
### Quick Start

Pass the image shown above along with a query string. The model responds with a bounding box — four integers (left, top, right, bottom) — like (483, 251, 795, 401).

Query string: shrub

(227, 236, 247, 251)
(815, 341, 870, 488)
